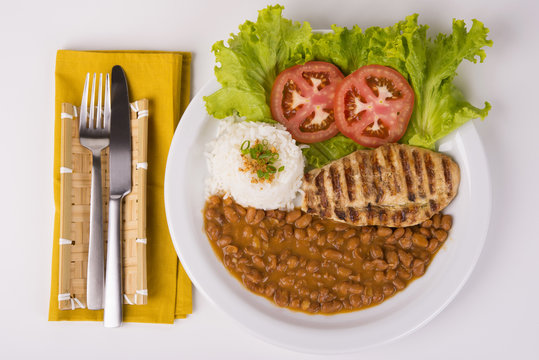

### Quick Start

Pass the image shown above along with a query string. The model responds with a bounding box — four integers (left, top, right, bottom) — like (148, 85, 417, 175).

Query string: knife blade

(104, 65, 131, 328)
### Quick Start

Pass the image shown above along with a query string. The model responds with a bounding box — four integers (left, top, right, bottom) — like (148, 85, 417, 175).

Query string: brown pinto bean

(386, 250, 399, 269)
(373, 271, 385, 283)
(348, 283, 364, 294)
(412, 259, 426, 277)
(352, 248, 363, 260)
(393, 227, 405, 240)
(301, 299, 311, 311)
(296, 268, 307, 277)
(377, 227, 393, 238)
(327, 231, 338, 243)
(363, 261, 375, 271)
(426, 239, 439, 253)
(393, 278, 406, 290)
(245, 207, 256, 224)
(285, 209, 302, 224)
(234, 204, 247, 216)
(252, 255, 265, 269)
(309, 246, 320, 255)
(295, 214, 312, 229)
(398, 249, 413, 268)
(343, 228, 356, 239)
(432, 213, 442, 229)
(345, 237, 360, 250)
(337, 266, 353, 277)
(274, 288, 290, 307)
(349, 294, 362, 307)
(279, 276, 295, 288)
(244, 269, 263, 283)
(287, 255, 299, 269)
(434, 229, 448, 242)
(398, 234, 412, 249)
(252, 210, 265, 225)
(309, 291, 319, 301)
(307, 227, 318, 240)
(383, 284, 396, 297)
(397, 267, 412, 280)
(306, 259, 320, 273)
(266, 255, 277, 272)
(242, 225, 253, 240)
(360, 232, 372, 245)
(264, 283, 276, 297)
(372, 288, 384, 303)
(314, 222, 325, 232)
(256, 228, 269, 242)
(318, 288, 336, 302)
(276, 262, 287, 272)
(441, 215, 452, 231)
(205, 208, 218, 221)
(321, 300, 343, 313)
(386, 269, 397, 281)
(372, 259, 389, 271)
(294, 228, 307, 241)
(412, 233, 429, 248)
(421, 219, 433, 228)
(419, 227, 431, 237)
(216, 235, 232, 248)
(316, 232, 327, 246)
(223, 245, 238, 255)
(283, 224, 294, 239)
(208, 195, 221, 207)
(289, 296, 301, 309)
(322, 249, 343, 261)
(370, 245, 384, 259)
(206, 221, 221, 241)
(279, 249, 291, 262)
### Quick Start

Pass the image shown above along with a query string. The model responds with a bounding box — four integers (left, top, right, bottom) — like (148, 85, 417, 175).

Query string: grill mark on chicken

(301, 143, 460, 227)
(314, 170, 328, 217)
(442, 157, 453, 195)
(382, 145, 399, 196)
(348, 207, 358, 222)
(371, 153, 384, 203)
(424, 153, 436, 195)
(356, 151, 371, 201)
(342, 156, 355, 202)
(329, 164, 342, 205)
(412, 150, 426, 199)
(399, 148, 416, 202)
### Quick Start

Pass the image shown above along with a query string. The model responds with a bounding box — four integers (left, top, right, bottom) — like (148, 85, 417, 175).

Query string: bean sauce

(204, 195, 452, 315)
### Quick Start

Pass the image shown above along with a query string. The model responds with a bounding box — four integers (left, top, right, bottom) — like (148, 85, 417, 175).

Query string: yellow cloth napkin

(49, 50, 192, 323)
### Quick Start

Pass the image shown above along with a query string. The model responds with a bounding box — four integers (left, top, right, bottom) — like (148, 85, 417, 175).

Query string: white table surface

(1, 0, 538, 358)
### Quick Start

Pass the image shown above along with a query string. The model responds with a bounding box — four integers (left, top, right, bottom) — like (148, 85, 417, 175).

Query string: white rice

(205, 117, 304, 210)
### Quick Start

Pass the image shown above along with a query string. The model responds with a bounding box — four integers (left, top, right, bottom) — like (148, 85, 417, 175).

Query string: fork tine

(89, 73, 96, 128)
(97, 73, 103, 129)
(80, 73, 90, 130)
(104, 73, 111, 133)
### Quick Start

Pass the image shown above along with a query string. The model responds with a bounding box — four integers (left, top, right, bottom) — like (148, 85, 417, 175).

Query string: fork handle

(104, 195, 123, 327)
(87, 152, 104, 310)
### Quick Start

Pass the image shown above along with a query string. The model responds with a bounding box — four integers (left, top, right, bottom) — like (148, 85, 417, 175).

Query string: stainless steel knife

(104, 65, 131, 328)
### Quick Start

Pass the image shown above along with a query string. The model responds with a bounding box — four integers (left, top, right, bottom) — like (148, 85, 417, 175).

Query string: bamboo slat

(58, 100, 148, 310)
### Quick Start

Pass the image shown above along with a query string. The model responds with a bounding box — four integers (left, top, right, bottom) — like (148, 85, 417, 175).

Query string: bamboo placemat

(58, 99, 148, 310)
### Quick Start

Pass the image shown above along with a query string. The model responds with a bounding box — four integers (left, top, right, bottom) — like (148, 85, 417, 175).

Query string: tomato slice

(334, 64, 415, 148)
(270, 61, 344, 143)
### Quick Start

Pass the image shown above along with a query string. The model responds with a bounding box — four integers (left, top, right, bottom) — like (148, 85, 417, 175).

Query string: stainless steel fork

(79, 73, 111, 310)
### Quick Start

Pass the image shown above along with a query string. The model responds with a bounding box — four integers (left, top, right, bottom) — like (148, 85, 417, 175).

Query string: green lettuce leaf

(402, 19, 493, 148)
(302, 134, 365, 170)
(203, 5, 314, 122)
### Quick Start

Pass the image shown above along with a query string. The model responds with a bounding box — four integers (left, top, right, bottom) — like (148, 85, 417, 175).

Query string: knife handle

(104, 195, 123, 327)
(87, 152, 104, 310)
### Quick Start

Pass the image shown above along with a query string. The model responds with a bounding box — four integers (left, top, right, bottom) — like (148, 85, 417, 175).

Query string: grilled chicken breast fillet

(301, 143, 460, 227)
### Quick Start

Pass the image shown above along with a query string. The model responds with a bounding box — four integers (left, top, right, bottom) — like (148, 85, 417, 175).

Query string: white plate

(164, 78, 491, 354)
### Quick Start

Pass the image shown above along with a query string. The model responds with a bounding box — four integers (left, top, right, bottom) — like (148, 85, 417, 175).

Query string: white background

(1, 0, 538, 358)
